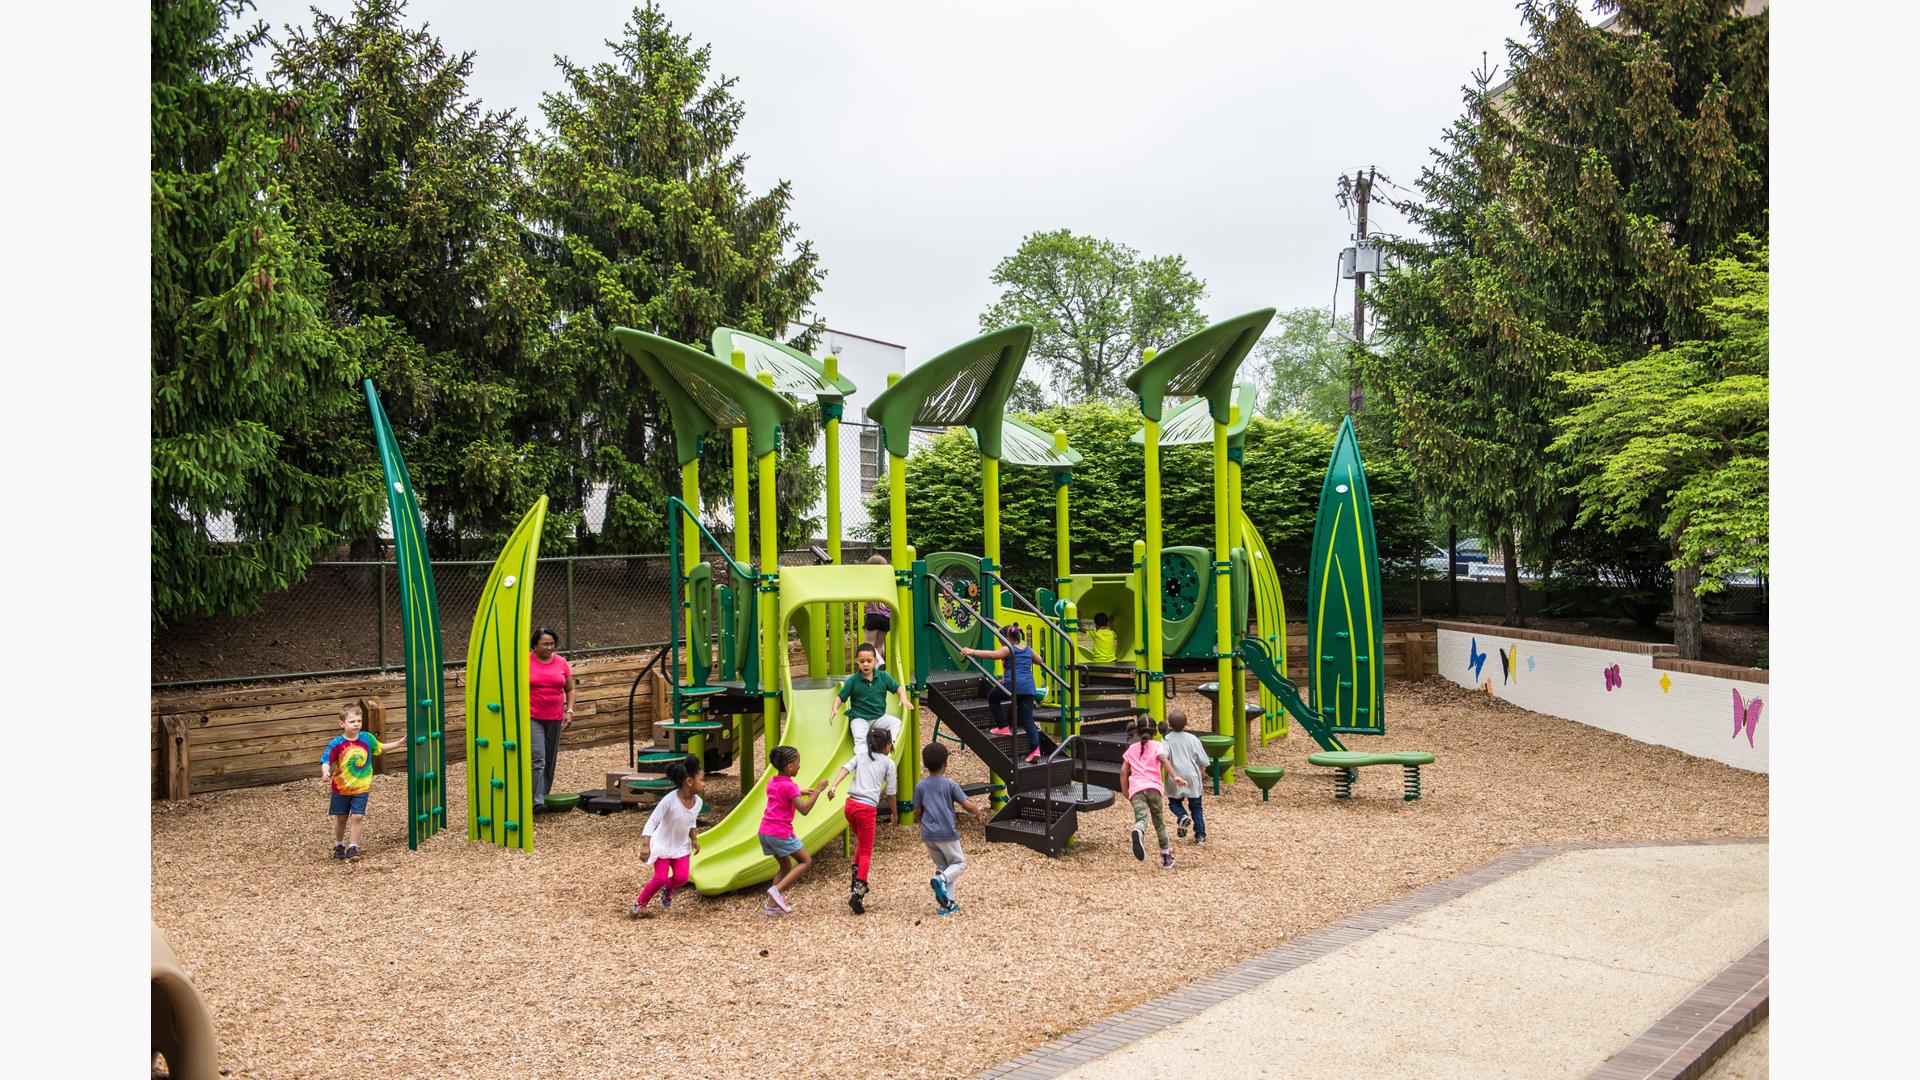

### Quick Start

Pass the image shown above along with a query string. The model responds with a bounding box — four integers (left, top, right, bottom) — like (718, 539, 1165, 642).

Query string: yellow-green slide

(689, 564, 913, 896)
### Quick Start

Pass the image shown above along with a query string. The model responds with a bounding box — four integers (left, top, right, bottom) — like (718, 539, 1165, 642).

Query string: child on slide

(827, 641, 909, 751)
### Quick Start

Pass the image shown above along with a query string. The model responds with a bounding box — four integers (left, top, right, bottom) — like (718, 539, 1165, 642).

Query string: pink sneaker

(990, 727, 1011, 736)
(767, 885, 793, 913)
(1025, 748, 1042, 763)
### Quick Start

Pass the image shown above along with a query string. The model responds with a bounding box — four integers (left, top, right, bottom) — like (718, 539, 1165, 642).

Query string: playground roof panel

(613, 328, 795, 463)
(867, 325, 1033, 459)
(971, 415, 1083, 468)
(710, 328, 857, 400)
(1124, 309, 1274, 421)
(1130, 383, 1259, 446)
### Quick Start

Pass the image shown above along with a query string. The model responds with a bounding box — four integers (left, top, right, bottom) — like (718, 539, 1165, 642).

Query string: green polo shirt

(838, 669, 900, 721)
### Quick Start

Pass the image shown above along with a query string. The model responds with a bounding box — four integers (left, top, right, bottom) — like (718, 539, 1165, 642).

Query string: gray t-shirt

(913, 774, 968, 842)
(1162, 730, 1209, 795)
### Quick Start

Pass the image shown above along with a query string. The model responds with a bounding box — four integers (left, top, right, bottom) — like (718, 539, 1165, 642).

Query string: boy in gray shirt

(913, 742, 984, 914)
(1162, 709, 1210, 844)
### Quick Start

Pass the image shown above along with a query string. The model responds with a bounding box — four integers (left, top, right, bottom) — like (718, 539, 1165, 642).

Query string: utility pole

(1337, 167, 1378, 420)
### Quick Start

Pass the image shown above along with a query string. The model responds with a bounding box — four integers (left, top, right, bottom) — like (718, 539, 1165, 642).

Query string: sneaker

(762, 903, 786, 917)
(631, 899, 650, 919)
(1025, 748, 1042, 763)
(331, 843, 347, 861)
(990, 727, 1011, 736)
(661, 888, 673, 910)
(1176, 819, 1189, 838)
(930, 874, 952, 908)
(1195, 835, 1208, 846)
(849, 888, 865, 915)
(344, 844, 361, 862)
(935, 900, 960, 916)
(1161, 850, 1175, 869)
(1130, 827, 1145, 861)
(768, 885, 793, 913)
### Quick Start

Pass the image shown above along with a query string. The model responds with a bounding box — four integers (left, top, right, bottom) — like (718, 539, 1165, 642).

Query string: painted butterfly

(1468, 638, 1487, 681)
(1732, 689, 1762, 747)
(1499, 645, 1520, 685)
(1602, 665, 1622, 691)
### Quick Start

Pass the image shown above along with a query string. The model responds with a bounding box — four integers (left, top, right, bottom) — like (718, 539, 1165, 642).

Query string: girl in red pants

(826, 726, 897, 914)
(632, 757, 704, 917)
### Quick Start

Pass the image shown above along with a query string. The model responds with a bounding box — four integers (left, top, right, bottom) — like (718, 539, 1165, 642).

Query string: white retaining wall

(1434, 625, 1768, 773)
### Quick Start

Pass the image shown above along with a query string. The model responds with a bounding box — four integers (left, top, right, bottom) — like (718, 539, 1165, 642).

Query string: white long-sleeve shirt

(642, 792, 703, 860)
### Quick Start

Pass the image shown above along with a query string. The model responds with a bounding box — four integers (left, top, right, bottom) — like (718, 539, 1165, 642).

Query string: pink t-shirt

(760, 775, 801, 838)
(528, 652, 572, 721)
(1121, 739, 1169, 798)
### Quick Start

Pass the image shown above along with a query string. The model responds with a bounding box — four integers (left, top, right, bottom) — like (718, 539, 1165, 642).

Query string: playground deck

(149, 679, 1768, 1080)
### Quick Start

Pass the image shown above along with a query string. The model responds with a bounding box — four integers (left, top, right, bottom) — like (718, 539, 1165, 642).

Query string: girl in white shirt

(826, 726, 897, 915)
(632, 756, 704, 918)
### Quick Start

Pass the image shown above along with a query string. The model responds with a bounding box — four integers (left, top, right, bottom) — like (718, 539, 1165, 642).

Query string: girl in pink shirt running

(1120, 717, 1177, 869)
(757, 744, 826, 914)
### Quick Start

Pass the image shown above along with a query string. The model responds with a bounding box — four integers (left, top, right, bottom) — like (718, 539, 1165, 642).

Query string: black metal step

(985, 799, 1078, 857)
(1017, 781, 1117, 813)
(1035, 700, 1142, 725)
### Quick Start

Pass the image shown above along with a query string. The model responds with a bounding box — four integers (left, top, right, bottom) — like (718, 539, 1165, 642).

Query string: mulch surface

(151, 679, 1768, 1079)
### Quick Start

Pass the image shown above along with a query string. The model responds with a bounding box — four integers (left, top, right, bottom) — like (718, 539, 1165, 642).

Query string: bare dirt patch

(151, 679, 1767, 1080)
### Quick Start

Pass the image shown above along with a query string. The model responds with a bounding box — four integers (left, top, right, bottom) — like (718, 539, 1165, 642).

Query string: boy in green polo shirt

(829, 642, 910, 749)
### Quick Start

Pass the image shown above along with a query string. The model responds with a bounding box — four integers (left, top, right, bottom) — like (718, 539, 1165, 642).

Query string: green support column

(1212, 415, 1239, 770)
(824, 354, 844, 678)
(756, 372, 781, 752)
(885, 371, 918, 825)
(1054, 429, 1071, 587)
(680, 456, 700, 686)
(1228, 403, 1249, 762)
(1141, 355, 1166, 728)
(730, 349, 755, 788)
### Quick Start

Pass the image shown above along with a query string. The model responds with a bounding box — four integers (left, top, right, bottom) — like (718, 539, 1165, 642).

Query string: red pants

(845, 799, 877, 881)
(636, 855, 690, 907)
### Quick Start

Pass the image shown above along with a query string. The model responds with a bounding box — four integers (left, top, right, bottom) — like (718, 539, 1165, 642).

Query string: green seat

(1198, 734, 1237, 795)
(656, 720, 723, 732)
(543, 792, 581, 811)
(1242, 765, 1285, 802)
(1307, 750, 1434, 801)
(636, 751, 688, 765)
(623, 777, 677, 793)
(1306, 751, 1434, 768)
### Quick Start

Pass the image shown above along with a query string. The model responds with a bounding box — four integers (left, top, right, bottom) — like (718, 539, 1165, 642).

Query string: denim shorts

(758, 832, 804, 857)
(329, 792, 369, 816)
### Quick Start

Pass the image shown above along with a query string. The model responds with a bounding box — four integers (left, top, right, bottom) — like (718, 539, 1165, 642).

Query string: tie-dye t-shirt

(322, 733, 382, 796)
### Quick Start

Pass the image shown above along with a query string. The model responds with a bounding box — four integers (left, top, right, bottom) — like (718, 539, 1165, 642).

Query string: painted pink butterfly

(1602, 664, 1622, 691)
(1732, 689, 1762, 747)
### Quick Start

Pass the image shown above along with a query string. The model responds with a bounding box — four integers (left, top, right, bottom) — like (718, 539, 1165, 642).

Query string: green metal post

(1213, 415, 1238, 769)
(1229, 403, 1249, 756)
(730, 349, 754, 785)
(824, 353, 844, 678)
(681, 457, 700, 686)
(757, 371, 781, 755)
(885, 372, 918, 826)
(1142, 399, 1165, 728)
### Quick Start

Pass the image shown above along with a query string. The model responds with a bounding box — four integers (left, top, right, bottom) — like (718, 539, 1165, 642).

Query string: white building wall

(803, 327, 907, 545)
(1435, 625, 1768, 773)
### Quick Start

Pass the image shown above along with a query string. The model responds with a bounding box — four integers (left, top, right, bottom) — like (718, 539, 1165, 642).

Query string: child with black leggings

(961, 625, 1052, 764)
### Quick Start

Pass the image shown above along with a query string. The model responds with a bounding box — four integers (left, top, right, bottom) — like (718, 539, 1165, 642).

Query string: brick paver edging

(970, 837, 1768, 1080)
(1588, 938, 1769, 1080)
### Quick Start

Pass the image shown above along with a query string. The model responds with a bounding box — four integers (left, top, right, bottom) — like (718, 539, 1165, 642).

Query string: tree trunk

(1500, 529, 1526, 628)
(1671, 551, 1703, 660)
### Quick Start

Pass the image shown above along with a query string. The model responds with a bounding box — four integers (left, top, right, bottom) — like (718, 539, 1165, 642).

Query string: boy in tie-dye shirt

(321, 703, 400, 861)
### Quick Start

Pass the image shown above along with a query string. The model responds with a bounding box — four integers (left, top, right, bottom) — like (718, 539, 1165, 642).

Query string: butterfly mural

(1468, 638, 1487, 682)
(1732, 689, 1763, 747)
(1498, 645, 1520, 685)
(1602, 664, 1622, 691)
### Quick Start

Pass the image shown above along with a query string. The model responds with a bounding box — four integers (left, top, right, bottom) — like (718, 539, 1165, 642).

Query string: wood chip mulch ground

(150, 678, 1768, 1080)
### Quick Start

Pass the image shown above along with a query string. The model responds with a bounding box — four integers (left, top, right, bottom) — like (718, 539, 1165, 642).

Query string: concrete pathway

(977, 840, 1767, 1080)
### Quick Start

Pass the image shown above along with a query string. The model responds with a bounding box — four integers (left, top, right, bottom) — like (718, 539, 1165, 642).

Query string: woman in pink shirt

(528, 627, 574, 811)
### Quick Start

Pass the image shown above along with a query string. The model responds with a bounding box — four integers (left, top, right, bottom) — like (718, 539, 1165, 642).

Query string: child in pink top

(757, 744, 826, 914)
(1120, 717, 1176, 869)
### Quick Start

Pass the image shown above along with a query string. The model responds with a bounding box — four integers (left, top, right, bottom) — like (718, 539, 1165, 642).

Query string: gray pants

(1131, 790, 1169, 851)
(531, 719, 562, 806)
(924, 839, 966, 896)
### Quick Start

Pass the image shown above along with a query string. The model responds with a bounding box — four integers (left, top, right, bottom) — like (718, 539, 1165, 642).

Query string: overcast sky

(246, 0, 1546, 361)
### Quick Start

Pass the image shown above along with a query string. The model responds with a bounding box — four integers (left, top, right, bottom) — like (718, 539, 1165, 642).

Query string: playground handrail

(928, 574, 1067, 691)
(666, 497, 761, 715)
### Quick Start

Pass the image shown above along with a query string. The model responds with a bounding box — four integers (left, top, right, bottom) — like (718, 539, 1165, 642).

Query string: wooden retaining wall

(152, 652, 666, 799)
(151, 625, 1440, 799)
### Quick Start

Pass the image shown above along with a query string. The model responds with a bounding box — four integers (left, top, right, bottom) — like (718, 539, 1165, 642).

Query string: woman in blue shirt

(961, 624, 1053, 764)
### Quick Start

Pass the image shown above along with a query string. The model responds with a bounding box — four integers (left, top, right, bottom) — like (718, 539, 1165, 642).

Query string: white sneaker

(767, 885, 793, 913)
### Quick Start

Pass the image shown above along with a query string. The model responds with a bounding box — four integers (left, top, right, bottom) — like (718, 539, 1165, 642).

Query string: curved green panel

(710, 327, 857, 400)
(866, 326, 1033, 459)
(1308, 418, 1384, 735)
(687, 562, 713, 682)
(1124, 312, 1273, 422)
(1130, 382, 1261, 447)
(1240, 516, 1289, 741)
(613, 328, 796, 463)
(465, 497, 547, 850)
(923, 551, 984, 669)
(1160, 546, 1210, 656)
(364, 382, 447, 850)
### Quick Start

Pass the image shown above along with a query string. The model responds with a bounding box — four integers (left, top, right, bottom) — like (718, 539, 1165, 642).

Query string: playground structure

(358, 306, 1426, 863)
